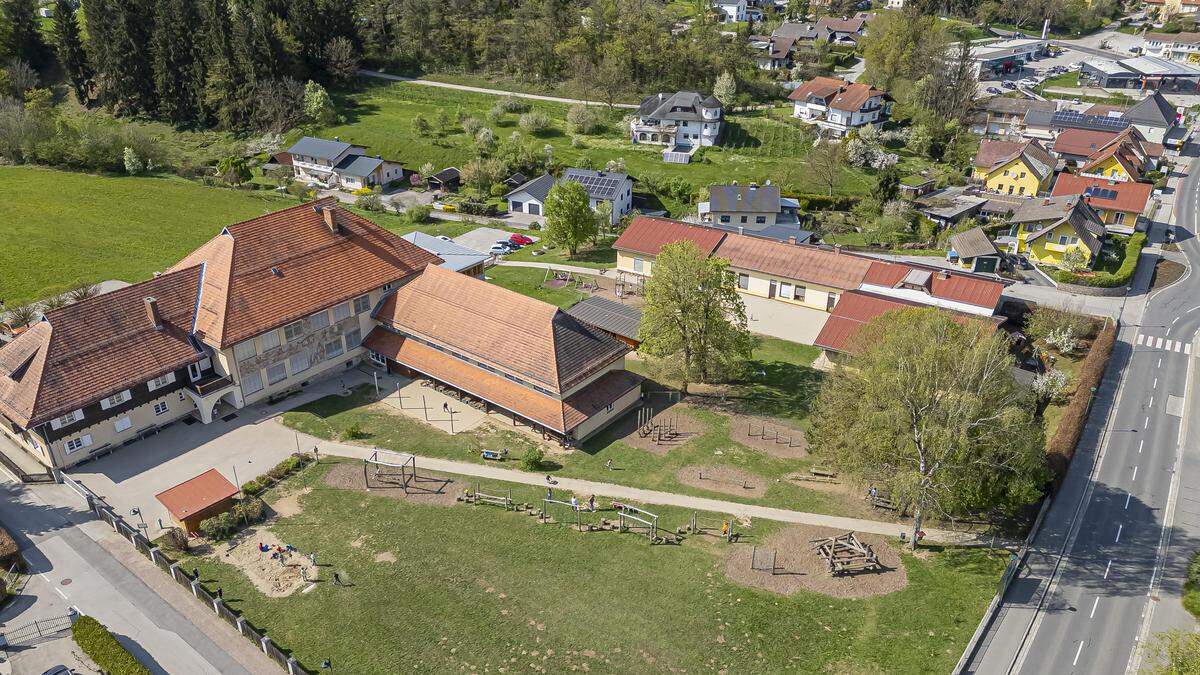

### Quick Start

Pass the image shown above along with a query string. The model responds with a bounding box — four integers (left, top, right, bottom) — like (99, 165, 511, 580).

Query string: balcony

(188, 374, 235, 397)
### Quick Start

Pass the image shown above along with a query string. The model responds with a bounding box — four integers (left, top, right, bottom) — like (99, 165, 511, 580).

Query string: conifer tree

(52, 0, 93, 104)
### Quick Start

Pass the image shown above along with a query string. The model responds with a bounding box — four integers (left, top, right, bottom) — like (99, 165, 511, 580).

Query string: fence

(0, 614, 74, 647)
(0, 449, 54, 484)
(57, 474, 311, 674)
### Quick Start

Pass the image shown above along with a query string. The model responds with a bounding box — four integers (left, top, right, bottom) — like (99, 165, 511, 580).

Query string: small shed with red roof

(156, 468, 239, 534)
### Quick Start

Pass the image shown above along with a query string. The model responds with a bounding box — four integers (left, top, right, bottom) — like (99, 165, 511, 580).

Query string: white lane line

(1117, 524, 1124, 542)
(1157, 337, 1165, 349)
(1154, 377, 1159, 389)
(54, 587, 68, 600)
(1145, 416, 1151, 429)
(1074, 640, 1085, 665)
(1104, 559, 1112, 579)
(1126, 492, 1132, 509)
(1173, 317, 1180, 326)
(1149, 396, 1155, 409)
(1133, 466, 1139, 482)
(1160, 357, 1164, 368)
(1138, 333, 1146, 346)
(1139, 439, 1144, 453)
(1091, 596, 1100, 618)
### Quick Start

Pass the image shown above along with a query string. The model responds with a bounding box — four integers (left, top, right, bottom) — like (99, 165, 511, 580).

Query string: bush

(1026, 306, 1095, 344)
(1184, 549, 1200, 618)
(72, 615, 151, 675)
(240, 453, 311, 495)
(356, 193, 385, 212)
(232, 497, 266, 524)
(342, 422, 367, 440)
(518, 111, 550, 134)
(567, 104, 604, 135)
(351, 186, 373, 196)
(403, 203, 433, 224)
(165, 526, 188, 551)
(459, 200, 498, 216)
(1046, 319, 1117, 482)
(793, 193, 861, 211)
(521, 447, 545, 471)
(498, 96, 531, 113)
(1050, 233, 1146, 287)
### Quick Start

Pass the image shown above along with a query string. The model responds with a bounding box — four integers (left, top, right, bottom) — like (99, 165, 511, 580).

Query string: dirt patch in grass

(727, 414, 807, 458)
(675, 465, 766, 497)
(1152, 259, 1187, 291)
(610, 404, 705, 456)
(201, 526, 317, 597)
(724, 524, 908, 599)
(322, 462, 460, 507)
(785, 472, 857, 496)
(271, 487, 311, 518)
(374, 551, 397, 563)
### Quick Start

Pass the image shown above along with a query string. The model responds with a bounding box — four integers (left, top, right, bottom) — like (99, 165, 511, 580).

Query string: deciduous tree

(809, 308, 1047, 548)
(809, 140, 843, 197)
(543, 181, 597, 257)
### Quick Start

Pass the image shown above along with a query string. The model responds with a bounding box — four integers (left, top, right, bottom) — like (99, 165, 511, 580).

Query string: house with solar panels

(560, 168, 633, 225)
(284, 136, 406, 191)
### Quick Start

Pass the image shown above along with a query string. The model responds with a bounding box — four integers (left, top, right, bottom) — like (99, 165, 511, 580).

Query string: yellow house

(1008, 195, 1105, 269)
(1078, 127, 1154, 183)
(972, 139, 1055, 197)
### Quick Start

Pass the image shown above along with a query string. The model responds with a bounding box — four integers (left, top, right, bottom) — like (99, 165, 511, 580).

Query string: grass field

(171, 460, 1007, 673)
(313, 81, 882, 196)
(0, 167, 295, 303)
(481, 266, 590, 308)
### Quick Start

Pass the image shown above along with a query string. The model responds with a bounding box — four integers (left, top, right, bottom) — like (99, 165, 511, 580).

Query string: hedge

(792, 193, 861, 211)
(1050, 233, 1146, 288)
(72, 615, 151, 675)
(1045, 319, 1117, 483)
(1185, 549, 1200, 618)
(240, 452, 312, 496)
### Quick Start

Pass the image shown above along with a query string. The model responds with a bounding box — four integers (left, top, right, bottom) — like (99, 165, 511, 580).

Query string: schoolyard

(169, 458, 1007, 673)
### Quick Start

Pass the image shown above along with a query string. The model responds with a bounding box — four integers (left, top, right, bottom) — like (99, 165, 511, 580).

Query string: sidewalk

(358, 70, 639, 109)
(294, 426, 998, 546)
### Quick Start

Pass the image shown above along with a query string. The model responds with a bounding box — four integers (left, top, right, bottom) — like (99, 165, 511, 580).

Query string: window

(153, 401, 170, 416)
(326, 339, 344, 360)
(353, 294, 371, 314)
(266, 363, 288, 385)
(99, 390, 131, 410)
(114, 416, 131, 433)
(332, 302, 352, 322)
(1113, 212, 1126, 224)
(1008, 185, 1014, 195)
(633, 257, 644, 273)
(284, 321, 305, 341)
(309, 310, 330, 331)
(64, 435, 92, 454)
(370, 351, 387, 365)
(260, 330, 281, 351)
(795, 285, 806, 302)
(755, 216, 766, 224)
(1019, 172, 1026, 178)
(242, 369, 264, 394)
(289, 351, 312, 375)
(147, 372, 176, 392)
(737, 273, 749, 290)
(234, 340, 257, 361)
(382, 282, 394, 291)
(739, 215, 747, 224)
(719, 215, 730, 224)
(1018, 186, 1026, 195)
(50, 409, 84, 430)
(780, 282, 793, 299)
(1002, 170, 1009, 177)
(827, 293, 839, 312)
(344, 328, 362, 348)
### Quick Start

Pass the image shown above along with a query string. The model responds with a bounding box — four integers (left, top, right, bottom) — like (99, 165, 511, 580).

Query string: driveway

(452, 227, 533, 255)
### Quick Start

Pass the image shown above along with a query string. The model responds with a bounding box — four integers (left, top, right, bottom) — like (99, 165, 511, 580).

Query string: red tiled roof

(169, 198, 440, 348)
(861, 261, 1005, 310)
(788, 77, 887, 112)
(0, 267, 205, 427)
(363, 330, 642, 434)
(155, 468, 238, 520)
(787, 76, 844, 103)
(814, 290, 1003, 354)
(612, 216, 726, 257)
(714, 236, 872, 290)
(1050, 173, 1153, 215)
(1078, 127, 1150, 181)
(373, 265, 628, 394)
(1051, 129, 1119, 158)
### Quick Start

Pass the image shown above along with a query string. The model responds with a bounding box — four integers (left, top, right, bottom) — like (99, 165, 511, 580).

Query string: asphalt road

(966, 145, 1200, 673)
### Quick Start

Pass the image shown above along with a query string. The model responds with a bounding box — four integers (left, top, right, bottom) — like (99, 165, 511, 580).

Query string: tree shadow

(113, 632, 168, 674)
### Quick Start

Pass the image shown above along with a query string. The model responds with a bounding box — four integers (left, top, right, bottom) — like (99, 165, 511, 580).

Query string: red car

(509, 233, 534, 246)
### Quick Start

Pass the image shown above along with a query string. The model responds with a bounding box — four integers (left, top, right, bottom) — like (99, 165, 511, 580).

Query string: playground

(675, 465, 767, 497)
(172, 459, 1006, 673)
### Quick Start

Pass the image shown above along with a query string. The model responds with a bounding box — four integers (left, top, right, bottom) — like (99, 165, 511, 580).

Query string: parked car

(986, 86, 1003, 94)
(496, 239, 521, 250)
(509, 233, 534, 246)
(489, 243, 514, 255)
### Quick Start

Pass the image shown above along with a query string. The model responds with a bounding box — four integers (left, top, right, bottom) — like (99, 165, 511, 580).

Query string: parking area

(451, 227, 539, 255)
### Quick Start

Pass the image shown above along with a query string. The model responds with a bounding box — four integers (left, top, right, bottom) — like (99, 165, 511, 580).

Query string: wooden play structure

(637, 407, 685, 445)
(810, 531, 881, 576)
(465, 485, 513, 510)
(746, 421, 804, 449)
(363, 450, 417, 493)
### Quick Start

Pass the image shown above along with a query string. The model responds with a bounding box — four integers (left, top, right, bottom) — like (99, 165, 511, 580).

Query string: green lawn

(171, 460, 1007, 673)
(1038, 71, 1080, 90)
(502, 235, 618, 269)
(0, 167, 294, 303)
(482, 266, 588, 308)
(312, 80, 882, 196)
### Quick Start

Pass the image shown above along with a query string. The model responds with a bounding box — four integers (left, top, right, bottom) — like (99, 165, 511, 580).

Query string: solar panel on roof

(1083, 186, 1118, 200)
(1051, 111, 1130, 132)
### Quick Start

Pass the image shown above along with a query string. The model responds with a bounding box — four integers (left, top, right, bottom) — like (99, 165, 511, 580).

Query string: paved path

(293, 425, 995, 545)
(358, 70, 639, 109)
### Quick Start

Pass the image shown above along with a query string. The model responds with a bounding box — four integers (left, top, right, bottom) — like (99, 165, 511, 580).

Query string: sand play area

(205, 526, 318, 597)
(724, 524, 907, 599)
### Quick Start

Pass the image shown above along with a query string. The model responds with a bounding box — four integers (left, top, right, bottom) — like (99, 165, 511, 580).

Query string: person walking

(604, 459, 614, 471)
(588, 495, 595, 512)
(309, 551, 317, 566)
(333, 572, 343, 586)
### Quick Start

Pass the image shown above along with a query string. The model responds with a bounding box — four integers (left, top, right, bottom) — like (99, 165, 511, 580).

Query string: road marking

(1166, 340, 1175, 352)
(1133, 466, 1138, 481)
(1138, 333, 1146, 346)
(1117, 524, 1124, 542)
(1104, 559, 1112, 579)
(1090, 596, 1099, 618)
(1154, 377, 1159, 389)
(1139, 439, 1144, 453)
(1073, 640, 1085, 665)
(1173, 317, 1180, 326)
(1149, 396, 1155, 409)
(1126, 492, 1132, 509)
(1145, 416, 1150, 429)
(1157, 337, 1165, 349)
(1160, 357, 1164, 368)
(54, 587, 68, 600)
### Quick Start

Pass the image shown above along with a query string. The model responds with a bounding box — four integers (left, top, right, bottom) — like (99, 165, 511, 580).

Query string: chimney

(787, 236, 796, 245)
(319, 205, 340, 234)
(939, 270, 950, 280)
(145, 297, 162, 330)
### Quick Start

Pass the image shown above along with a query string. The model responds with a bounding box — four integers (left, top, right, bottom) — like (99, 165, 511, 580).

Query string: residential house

(1123, 91, 1185, 147)
(613, 216, 1003, 346)
(1075, 126, 1157, 182)
(1023, 107, 1131, 142)
(1050, 128, 1125, 166)
(561, 169, 634, 226)
(969, 98, 1057, 137)
(1006, 195, 1105, 268)
(1144, 31, 1200, 63)
(0, 200, 441, 470)
(816, 15, 869, 43)
(946, 227, 1003, 274)
(916, 187, 988, 229)
(630, 91, 724, 162)
(788, 77, 893, 137)
(971, 139, 1055, 197)
(753, 19, 857, 70)
(285, 137, 405, 191)
(364, 265, 643, 443)
(696, 183, 813, 243)
(1050, 173, 1154, 235)
(505, 174, 555, 217)
(714, 0, 749, 22)
(400, 232, 490, 276)
(1143, 0, 1200, 23)
(886, 0, 904, 8)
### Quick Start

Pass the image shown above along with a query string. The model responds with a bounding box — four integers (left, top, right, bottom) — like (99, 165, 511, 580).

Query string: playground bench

(810, 467, 837, 478)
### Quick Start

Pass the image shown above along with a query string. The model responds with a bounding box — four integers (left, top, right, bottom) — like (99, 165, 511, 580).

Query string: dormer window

(99, 390, 132, 410)
(50, 409, 84, 430)
(147, 372, 176, 392)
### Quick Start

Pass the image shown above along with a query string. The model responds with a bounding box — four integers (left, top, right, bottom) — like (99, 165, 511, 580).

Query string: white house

(787, 77, 892, 137)
(285, 137, 405, 191)
(505, 174, 556, 217)
(630, 91, 723, 163)
(714, 0, 748, 22)
(561, 169, 633, 226)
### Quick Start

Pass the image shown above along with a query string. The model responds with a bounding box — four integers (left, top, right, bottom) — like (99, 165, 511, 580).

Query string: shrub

(461, 117, 482, 136)
(567, 104, 604, 135)
(521, 447, 545, 471)
(232, 497, 266, 524)
(342, 422, 367, 440)
(404, 203, 433, 224)
(351, 186, 373, 196)
(356, 193, 385, 212)
(241, 477, 266, 495)
(518, 111, 550, 134)
(1026, 307, 1095, 344)
(165, 526, 188, 551)
(1050, 233, 1146, 287)
(1184, 549, 1200, 618)
(792, 193, 861, 211)
(498, 96, 531, 113)
(1032, 369, 1070, 403)
(72, 616, 151, 675)
(1046, 319, 1117, 482)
